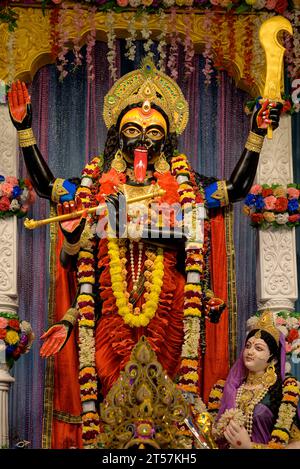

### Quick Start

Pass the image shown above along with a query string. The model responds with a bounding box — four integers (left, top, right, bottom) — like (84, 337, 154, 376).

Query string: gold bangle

(245, 131, 264, 153)
(18, 128, 37, 147)
(62, 238, 81, 256)
(62, 307, 78, 326)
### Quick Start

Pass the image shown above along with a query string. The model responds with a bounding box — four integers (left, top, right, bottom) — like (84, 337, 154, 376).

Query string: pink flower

(250, 184, 262, 195)
(117, 0, 129, 5)
(276, 317, 287, 326)
(286, 343, 292, 353)
(0, 183, 13, 197)
(264, 195, 277, 210)
(5, 176, 18, 186)
(265, 0, 277, 8)
(0, 317, 8, 329)
(287, 187, 300, 199)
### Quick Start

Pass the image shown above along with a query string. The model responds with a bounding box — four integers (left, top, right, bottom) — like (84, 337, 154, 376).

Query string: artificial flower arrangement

(275, 310, 300, 369)
(0, 0, 293, 37)
(0, 312, 35, 369)
(243, 184, 300, 228)
(0, 175, 36, 219)
(245, 95, 300, 115)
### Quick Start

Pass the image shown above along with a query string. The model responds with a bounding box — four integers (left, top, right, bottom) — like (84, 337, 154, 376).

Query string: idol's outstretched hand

(8, 80, 32, 130)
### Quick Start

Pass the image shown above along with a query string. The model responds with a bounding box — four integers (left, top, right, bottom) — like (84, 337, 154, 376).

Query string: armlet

(205, 181, 229, 209)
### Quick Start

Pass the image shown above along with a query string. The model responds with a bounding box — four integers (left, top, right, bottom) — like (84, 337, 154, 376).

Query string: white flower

(277, 325, 289, 337)
(275, 213, 289, 225)
(10, 199, 20, 211)
(285, 361, 292, 374)
(286, 316, 299, 329)
(20, 187, 29, 203)
(129, 0, 141, 5)
(20, 320, 32, 334)
(246, 315, 259, 332)
(163, 0, 175, 5)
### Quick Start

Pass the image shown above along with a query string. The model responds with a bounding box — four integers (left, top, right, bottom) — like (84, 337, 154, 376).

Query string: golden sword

(259, 16, 293, 139)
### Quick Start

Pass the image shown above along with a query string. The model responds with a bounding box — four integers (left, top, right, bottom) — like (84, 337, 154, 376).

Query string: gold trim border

(225, 205, 238, 366)
(42, 204, 57, 449)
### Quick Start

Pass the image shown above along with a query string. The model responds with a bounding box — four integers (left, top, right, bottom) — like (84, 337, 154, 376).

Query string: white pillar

(256, 115, 298, 312)
(0, 367, 14, 448)
(0, 104, 18, 447)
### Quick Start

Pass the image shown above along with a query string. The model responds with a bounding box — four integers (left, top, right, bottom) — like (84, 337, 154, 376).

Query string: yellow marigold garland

(171, 153, 204, 395)
(269, 377, 300, 446)
(75, 157, 102, 448)
(108, 237, 164, 328)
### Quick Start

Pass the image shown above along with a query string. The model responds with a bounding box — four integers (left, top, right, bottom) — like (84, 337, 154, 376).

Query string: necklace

(246, 372, 264, 386)
(235, 382, 268, 437)
(129, 241, 143, 290)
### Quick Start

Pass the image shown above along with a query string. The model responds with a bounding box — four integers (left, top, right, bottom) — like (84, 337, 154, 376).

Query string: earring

(111, 149, 127, 173)
(262, 362, 277, 388)
(154, 152, 170, 174)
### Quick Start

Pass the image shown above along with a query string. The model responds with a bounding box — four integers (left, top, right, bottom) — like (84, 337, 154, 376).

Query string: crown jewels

(253, 310, 280, 345)
(103, 58, 189, 135)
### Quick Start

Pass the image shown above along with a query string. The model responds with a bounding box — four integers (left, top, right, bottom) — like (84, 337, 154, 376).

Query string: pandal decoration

(99, 336, 190, 449)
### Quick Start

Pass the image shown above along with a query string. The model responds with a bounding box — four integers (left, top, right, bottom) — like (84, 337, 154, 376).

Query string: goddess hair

(245, 329, 282, 419)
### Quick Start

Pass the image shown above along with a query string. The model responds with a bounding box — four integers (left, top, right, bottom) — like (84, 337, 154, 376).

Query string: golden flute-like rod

(24, 188, 166, 230)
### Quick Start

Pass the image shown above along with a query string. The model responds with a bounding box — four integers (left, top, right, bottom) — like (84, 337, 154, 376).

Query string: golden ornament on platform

(100, 336, 189, 449)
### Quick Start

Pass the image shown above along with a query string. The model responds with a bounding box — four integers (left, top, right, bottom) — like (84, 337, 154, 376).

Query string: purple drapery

(10, 41, 255, 448)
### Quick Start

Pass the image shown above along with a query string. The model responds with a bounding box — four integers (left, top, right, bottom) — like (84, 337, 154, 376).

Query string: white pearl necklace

(129, 241, 143, 290)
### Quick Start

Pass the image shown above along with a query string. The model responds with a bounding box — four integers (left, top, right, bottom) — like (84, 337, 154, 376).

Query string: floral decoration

(0, 312, 34, 369)
(244, 184, 300, 228)
(245, 94, 299, 115)
(270, 376, 300, 445)
(213, 408, 246, 439)
(0, 175, 35, 218)
(75, 156, 102, 448)
(275, 310, 300, 370)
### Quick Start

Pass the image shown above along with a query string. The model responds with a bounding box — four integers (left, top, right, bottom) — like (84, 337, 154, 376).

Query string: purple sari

(216, 333, 287, 444)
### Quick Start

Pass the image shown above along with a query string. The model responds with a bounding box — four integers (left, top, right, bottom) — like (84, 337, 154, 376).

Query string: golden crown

(103, 59, 189, 135)
(253, 310, 280, 345)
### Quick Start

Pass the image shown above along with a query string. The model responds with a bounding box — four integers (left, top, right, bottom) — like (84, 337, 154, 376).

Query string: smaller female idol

(209, 310, 300, 449)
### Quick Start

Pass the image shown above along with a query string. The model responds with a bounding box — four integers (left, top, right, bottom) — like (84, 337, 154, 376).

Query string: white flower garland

(141, 11, 153, 58)
(125, 14, 137, 61)
(106, 10, 117, 82)
(157, 11, 167, 72)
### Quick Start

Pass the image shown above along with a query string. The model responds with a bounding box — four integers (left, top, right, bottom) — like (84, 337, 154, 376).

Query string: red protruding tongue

(134, 147, 148, 183)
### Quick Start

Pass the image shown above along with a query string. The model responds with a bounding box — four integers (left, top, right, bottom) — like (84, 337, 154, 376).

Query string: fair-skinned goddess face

(243, 336, 272, 374)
